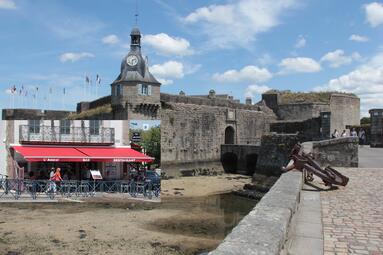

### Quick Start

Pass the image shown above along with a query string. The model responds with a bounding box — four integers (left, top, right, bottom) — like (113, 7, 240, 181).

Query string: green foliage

(133, 127, 161, 165)
(360, 117, 371, 125)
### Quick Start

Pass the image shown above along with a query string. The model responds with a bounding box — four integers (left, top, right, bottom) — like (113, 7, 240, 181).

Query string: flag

(96, 74, 101, 85)
(63, 88, 66, 95)
(11, 85, 16, 94)
(85, 75, 90, 85)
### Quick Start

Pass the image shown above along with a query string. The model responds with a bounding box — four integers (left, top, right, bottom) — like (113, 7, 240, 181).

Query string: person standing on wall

(331, 129, 339, 139)
(351, 128, 358, 137)
(359, 128, 366, 146)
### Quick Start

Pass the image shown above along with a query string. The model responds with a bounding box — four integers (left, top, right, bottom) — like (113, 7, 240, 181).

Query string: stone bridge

(221, 144, 260, 175)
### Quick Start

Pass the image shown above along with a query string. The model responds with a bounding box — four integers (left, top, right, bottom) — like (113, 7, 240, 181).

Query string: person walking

(359, 128, 366, 146)
(50, 168, 63, 193)
(351, 128, 357, 137)
(331, 129, 339, 139)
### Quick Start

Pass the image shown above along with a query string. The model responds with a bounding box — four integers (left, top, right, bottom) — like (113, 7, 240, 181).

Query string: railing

(19, 125, 115, 144)
(0, 179, 160, 200)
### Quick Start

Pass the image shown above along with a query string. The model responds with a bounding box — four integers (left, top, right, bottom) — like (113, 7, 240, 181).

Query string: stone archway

(225, 126, 235, 144)
(221, 152, 238, 173)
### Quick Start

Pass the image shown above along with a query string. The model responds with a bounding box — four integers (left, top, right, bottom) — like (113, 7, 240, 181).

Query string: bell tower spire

(131, 0, 141, 50)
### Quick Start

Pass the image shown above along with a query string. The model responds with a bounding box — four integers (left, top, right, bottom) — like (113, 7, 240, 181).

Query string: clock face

(127, 55, 138, 66)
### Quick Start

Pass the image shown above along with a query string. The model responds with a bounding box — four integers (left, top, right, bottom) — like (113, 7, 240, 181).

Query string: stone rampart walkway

(321, 168, 383, 255)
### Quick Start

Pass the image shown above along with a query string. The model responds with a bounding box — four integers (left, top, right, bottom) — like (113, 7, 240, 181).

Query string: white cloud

(102, 34, 120, 45)
(365, 2, 383, 27)
(150, 61, 184, 85)
(212, 65, 272, 83)
(315, 51, 383, 116)
(59, 52, 94, 63)
(295, 35, 306, 48)
(142, 33, 193, 56)
(349, 34, 369, 42)
(245, 84, 271, 98)
(257, 53, 274, 66)
(0, 0, 16, 9)
(157, 79, 174, 85)
(320, 49, 361, 68)
(183, 0, 299, 48)
(279, 57, 321, 74)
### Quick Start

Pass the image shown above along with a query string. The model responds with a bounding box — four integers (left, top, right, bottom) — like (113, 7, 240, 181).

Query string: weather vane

(135, 0, 139, 25)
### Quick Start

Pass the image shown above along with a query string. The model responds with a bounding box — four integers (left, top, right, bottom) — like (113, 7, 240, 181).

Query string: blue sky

(0, 0, 383, 116)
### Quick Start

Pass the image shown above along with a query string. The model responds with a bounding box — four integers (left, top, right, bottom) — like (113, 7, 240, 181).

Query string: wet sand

(0, 175, 253, 255)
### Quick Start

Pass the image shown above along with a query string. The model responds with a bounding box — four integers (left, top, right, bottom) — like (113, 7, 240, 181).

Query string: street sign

(131, 132, 141, 142)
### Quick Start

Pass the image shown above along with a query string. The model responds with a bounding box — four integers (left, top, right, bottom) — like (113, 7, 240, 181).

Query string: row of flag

(6, 74, 102, 109)
(85, 74, 101, 86)
(7, 74, 102, 97)
(8, 85, 67, 97)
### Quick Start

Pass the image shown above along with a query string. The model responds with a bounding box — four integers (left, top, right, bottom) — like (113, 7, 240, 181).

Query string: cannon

(282, 143, 349, 187)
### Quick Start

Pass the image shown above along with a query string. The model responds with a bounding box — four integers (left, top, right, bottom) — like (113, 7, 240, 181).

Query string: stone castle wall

(277, 103, 329, 121)
(330, 94, 360, 133)
(160, 98, 275, 177)
(2, 109, 73, 120)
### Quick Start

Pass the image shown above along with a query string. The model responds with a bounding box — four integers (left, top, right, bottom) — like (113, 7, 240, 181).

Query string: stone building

(0, 120, 156, 180)
(369, 109, 383, 147)
(263, 90, 360, 140)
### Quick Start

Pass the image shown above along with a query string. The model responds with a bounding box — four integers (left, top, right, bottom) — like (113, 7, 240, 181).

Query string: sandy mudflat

(0, 174, 252, 255)
(161, 174, 252, 197)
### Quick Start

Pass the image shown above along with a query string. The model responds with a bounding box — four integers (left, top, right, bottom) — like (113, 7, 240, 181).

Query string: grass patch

(68, 104, 112, 119)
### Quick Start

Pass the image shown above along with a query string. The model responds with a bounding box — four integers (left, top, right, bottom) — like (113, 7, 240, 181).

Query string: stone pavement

(321, 168, 383, 255)
(358, 146, 383, 168)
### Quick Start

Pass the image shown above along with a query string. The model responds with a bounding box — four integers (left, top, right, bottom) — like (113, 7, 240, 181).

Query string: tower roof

(113, 26, 160, 85)
(131, 26, 141, 36)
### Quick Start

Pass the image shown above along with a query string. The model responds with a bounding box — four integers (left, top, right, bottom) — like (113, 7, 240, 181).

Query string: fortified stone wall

(277, 103, 330, 121)
(256, 134, 299, 176)
(2, 109, 73, 120)
(330, 94, 360, 133)
(270, 117, 322, 142)
(311, 137, 359, 167)
(160, 99, 275, 177)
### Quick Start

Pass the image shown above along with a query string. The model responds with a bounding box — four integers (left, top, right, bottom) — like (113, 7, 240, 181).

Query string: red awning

(76, 147, 154, 162)
(11, 146, 154, 163)
(12, 146, 89, 162)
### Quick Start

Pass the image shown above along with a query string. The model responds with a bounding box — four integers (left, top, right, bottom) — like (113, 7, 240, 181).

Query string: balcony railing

(19, 125, 115, 144)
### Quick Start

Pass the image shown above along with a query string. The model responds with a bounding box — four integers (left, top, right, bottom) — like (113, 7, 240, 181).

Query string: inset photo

(0, 120, 161, 202)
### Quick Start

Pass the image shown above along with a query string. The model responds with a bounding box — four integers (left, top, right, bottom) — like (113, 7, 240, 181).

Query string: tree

(360, 117, 370, 125)
(134, 127, 161, 166)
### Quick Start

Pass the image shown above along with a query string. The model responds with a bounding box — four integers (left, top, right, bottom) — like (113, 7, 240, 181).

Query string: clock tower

(111, 26, 161, 120)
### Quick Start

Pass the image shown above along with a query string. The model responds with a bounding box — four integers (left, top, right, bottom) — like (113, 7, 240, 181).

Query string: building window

(90, 120, 101, 135)
(116, 84, 122, 96)
(60, 120, 71, 135)
(28, 120, 40, 134)
(138, 84, 151, 96)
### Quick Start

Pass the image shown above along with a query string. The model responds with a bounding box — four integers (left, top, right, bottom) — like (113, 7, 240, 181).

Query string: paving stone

(321, 168, 383, 255)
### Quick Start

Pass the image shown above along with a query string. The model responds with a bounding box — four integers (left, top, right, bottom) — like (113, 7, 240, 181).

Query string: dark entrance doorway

(225, 126, 235, 144)
(221, 152, 238, 173)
